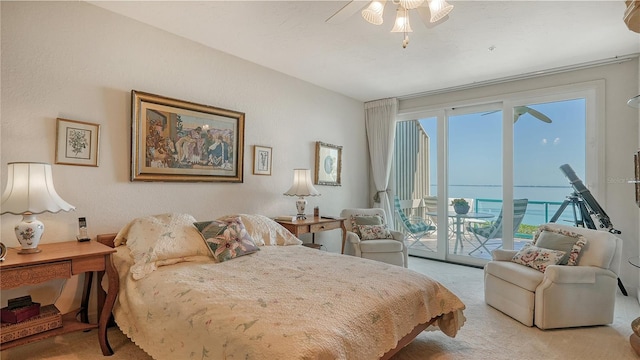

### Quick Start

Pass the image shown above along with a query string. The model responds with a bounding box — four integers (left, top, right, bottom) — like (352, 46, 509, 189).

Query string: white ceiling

(89, 1, 640, 102)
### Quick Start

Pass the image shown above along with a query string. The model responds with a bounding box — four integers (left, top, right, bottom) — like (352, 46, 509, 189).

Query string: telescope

(550, 164, 620, 234)
(551, 164, 625, 295)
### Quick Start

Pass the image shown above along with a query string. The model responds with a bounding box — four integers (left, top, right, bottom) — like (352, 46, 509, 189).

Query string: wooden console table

(275, 216, 347, 253)
(0, 240, 115, 354)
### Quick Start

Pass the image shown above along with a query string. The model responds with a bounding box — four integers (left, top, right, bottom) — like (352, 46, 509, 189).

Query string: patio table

(426, 211, 494, 254)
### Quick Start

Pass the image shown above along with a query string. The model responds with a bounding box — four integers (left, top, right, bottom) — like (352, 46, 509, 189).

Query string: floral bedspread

(111, 245, 466, 360)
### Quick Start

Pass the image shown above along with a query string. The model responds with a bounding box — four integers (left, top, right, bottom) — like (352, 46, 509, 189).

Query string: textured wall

(1, 1, 367, 312)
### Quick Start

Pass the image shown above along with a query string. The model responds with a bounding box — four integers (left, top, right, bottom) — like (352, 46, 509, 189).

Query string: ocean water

(432, 184, 587, 226)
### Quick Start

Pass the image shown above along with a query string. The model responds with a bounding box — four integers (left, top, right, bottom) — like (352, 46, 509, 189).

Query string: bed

(96, 213, 465, 359)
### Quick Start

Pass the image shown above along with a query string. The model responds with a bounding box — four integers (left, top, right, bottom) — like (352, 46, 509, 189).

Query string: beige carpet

(2, 257, 638, 360)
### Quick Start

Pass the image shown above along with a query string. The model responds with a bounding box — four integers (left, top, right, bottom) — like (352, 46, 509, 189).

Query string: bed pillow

(194, 216, 260, 262)
(511, 243, 566, 273)
(122, 213, 211, 280)
(533, 225, 587, 266)
(224, 214, 302, 246)
(356, 224, 394, 240)
(349, 214, 384, 238)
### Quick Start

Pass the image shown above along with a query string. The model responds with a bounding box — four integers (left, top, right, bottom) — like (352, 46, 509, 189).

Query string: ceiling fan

(483, 106, 553, 124)
(326, 0, 454, 48)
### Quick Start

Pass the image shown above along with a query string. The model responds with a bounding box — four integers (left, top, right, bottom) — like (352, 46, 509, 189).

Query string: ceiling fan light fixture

(399, 0, 425, 10)
(391, 6, 413, 33)
(428, 0, 454, 23)
(362, 0, 387, 25)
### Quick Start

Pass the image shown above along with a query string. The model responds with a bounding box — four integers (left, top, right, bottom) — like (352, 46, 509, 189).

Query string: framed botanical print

(314, 141, 342, 186)
(131, 90, 245, 182)
(55, 118, 100, 167)
(253, 145, 272, 175)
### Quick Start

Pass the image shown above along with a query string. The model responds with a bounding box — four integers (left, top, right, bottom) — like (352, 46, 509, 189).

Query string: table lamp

(1, 162, 75, 254)
(283, 169, 320, 220)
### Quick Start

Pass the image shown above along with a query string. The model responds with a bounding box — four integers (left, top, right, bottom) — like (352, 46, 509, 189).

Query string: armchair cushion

(357, 224, 394, 240)
(485, 261, 544, 292)
(538, 223, 618, 270)
(511, 244, 566, 273)
(533, 225, 586, 265)
(349, 214, 384, 238)
(359, 239, 404, 253)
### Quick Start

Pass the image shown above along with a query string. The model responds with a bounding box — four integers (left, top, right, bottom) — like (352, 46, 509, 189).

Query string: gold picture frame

(131, 90, 244, 182)
(253, 145, 272, 176)
(55, 118, 100, 167)
(314, 141, 342, 186)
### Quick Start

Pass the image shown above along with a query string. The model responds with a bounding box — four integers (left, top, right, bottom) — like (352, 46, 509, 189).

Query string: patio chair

(394, 196, 436, 250)
(467, 198, 529, 256)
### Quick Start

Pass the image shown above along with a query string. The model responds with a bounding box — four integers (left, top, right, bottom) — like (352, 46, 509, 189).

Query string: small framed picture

(55, 118, 100, 167)
(253, 145, 272, 175)
(315, 141, 342, 186)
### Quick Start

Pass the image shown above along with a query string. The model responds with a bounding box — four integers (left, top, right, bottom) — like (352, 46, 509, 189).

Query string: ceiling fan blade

(524, 106, 553, 123)
(326, 1, 368, 23)
(481, 110, 501, 116)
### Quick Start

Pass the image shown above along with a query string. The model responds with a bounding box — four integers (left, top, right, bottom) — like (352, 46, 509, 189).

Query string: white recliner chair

(484, 223, 623, 329)
(340, 208, 408, 267)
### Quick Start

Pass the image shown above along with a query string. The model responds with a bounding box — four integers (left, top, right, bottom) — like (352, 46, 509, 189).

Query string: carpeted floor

(2, 256, 638, 360)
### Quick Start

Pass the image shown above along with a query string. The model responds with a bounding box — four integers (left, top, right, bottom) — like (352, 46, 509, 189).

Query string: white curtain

(364, 98, 398, 227)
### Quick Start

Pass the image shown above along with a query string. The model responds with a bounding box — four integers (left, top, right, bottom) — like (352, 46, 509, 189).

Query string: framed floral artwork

(253, 145, 272, 175)
(131, 90, 245, 182)
(55, 118, 100, 167)
(314, 141, 342, 186)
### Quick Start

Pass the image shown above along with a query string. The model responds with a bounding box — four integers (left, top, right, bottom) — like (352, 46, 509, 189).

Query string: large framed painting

(314, 141, 342, 186)
(131, 91, 244, 182)
(55, 118, 100, 167)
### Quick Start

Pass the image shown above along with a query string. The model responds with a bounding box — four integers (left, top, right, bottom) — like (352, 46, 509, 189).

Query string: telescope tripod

(550, 193, 628, 296)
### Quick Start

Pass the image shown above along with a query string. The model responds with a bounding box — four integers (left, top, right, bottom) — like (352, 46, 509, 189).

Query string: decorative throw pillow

(511, 243, 566, 273)
(349, 214, 384, 238)
(356, 224, 394, 240)
(194, 217, 260, 262)
(533, 225, 587, 266)
(228, 214, 302, 246)
(121, 213, 211, 280)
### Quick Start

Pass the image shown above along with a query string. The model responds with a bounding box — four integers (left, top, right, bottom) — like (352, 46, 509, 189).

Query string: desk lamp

(1, 162, 75, 253)
(283, 169, 320, 220)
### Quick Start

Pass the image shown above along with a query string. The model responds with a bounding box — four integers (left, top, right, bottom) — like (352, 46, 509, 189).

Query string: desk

(0, 240, 115, 354)
(426, 211, 494, 254)
(275, 216, 347, 254)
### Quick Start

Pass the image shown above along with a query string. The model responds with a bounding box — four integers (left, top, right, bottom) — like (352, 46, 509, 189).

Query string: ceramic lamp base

(296, 197, 307, 220)
(14, 214, 44, 254)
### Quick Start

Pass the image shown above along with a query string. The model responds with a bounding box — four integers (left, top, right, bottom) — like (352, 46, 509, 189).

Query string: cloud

(553, 137, 560, 145)
(541, 138, 548, 145)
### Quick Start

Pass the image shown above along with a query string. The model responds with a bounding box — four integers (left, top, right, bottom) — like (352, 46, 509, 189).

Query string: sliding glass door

(394, 84, 594, 265)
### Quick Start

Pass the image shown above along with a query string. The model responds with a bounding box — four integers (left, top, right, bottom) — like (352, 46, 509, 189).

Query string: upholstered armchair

(340, 208, 408, 268)
(484, 223, 623, 329)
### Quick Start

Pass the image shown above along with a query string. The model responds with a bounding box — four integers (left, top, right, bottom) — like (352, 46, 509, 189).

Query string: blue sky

(419, 98, 586, 189)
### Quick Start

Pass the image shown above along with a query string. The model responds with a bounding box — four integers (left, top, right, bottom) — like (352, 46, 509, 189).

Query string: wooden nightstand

(275, 216, 347, 253)
(0, 240, 115, 354)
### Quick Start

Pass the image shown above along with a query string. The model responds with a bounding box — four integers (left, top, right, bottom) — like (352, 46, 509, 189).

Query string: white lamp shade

(428, 0, 454, 23)
(1, 162, 75, 215)
(391, 6, 413, 33)
(399, 0, 424, 10)
(283, 169, 320, 197)
(362, 0, 386, 25)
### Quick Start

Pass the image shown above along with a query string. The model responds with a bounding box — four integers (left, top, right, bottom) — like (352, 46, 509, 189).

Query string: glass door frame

(395, 80, 604, 265)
